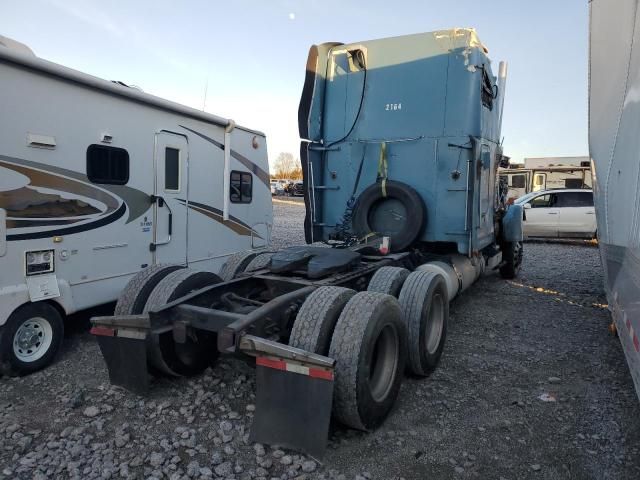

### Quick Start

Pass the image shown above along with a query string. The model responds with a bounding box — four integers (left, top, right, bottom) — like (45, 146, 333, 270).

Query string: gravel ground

(1, 201, 640, 480)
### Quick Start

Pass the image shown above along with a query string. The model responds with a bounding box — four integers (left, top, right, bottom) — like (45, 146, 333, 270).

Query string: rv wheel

(289, 286, 356, 355)
(499, 241, 523, 279)
(144, 269, 222, 377)
(329, 292, 406, 430)
(114, 264, 185, 315)
(219, 250, 264, 281)
(367, 266, 410, 297)
(0, 302, 64, 376)
(398, 270, 449, 376)
(243, 252, 275, 274)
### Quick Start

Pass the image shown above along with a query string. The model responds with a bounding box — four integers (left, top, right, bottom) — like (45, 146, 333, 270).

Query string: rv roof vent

(0, 35, 35, 56)
(101, 133, 113, 144)
(580, 160, 591, 167)
(27, 133, 56, 150)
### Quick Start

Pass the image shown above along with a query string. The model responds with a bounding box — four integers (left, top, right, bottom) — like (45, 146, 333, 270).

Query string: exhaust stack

(497, 61, 508, 137)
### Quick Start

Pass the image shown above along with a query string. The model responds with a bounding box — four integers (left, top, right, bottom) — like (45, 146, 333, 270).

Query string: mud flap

(90, 319, 150, 395)
(238, 335, 335, 458)
(250, 355, 334, 459)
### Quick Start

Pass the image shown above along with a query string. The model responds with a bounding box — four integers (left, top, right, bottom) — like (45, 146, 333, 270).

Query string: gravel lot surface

(1, 200, 640, 480)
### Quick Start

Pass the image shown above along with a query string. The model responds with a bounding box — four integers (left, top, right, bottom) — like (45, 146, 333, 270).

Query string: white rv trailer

(499, 156, 592, 202)
(0, 36, 273, 375)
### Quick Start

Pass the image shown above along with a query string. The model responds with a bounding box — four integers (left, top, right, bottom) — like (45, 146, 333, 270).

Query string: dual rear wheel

(289, 268, 449, 430)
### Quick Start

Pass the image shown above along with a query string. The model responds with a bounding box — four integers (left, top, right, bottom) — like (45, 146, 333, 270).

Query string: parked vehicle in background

(515, 189, 596, 239)
(283, 181, 304, 196)
(270, 181, 282, 195)
(291, 181, 304, 196)
(269, 180, 287, 195)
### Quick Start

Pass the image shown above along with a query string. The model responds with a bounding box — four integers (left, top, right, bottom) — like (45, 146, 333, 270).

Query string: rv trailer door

(153, 132, 188, 265)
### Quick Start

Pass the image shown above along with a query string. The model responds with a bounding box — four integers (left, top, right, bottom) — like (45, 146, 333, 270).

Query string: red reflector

(90, 326, 115, 337)
(256, 356, 286, 371)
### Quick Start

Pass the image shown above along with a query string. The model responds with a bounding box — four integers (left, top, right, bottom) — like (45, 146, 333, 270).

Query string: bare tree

(273, 152, 302, 180)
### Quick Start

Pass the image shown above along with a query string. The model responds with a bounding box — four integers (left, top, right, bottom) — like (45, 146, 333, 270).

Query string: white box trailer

(0, 36, 273, 375)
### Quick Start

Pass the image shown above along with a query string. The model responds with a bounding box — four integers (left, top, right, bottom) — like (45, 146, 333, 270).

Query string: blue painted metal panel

(299, 29, 506, 256)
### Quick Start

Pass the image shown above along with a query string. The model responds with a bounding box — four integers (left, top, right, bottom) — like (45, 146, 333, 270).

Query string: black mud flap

(91, 325, 150, 395)
(250, 356, 334, 459)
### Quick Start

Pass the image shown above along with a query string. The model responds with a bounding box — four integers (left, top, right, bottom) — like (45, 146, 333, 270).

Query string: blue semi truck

(299, 28, 522, 270)
(92, 28, 523, 457)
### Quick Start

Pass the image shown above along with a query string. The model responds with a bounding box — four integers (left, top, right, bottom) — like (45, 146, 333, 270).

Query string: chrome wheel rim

(369, 324, 399, 402)
(13, 317, 53, 362)
(425, 293, 445, 355)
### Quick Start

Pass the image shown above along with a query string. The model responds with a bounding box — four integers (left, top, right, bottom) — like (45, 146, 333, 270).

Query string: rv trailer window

(511, 174, 526, 189)
(165, 147, 180, 191)
(564, 178, 583, 189)
(230, 171, 252, 204)
(86, 145, 129, 185)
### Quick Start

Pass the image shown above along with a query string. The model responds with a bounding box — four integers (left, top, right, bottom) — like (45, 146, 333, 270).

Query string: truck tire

(0, 302, 64, 376)
(329, 292, 406, 430)
(219, 250, 264, 281)
(243, 252, 275, 273)
(144, 269, 222, 377)
(367, 266, 410, 297)
(398, 270, 448, 376)
(499, 241, 523, 279)
(289, 286, 356, 355)
(114, 264, 185, 316)
(352, 181, 425, 252)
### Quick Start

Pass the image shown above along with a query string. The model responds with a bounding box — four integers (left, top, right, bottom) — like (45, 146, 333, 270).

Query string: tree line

(272, 152, 303, 180)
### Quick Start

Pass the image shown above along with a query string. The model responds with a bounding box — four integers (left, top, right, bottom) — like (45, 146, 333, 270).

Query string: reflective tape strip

(286, 362, 309, 376)
(89, 326, 145, 340)
(256, 356, 286, 371)
(117, 329, 146, 340)
(308, 367, 334, 381)
(90, 326, 115, 337)
(256, 356, 334, 381)
(625, 314, 640, 353)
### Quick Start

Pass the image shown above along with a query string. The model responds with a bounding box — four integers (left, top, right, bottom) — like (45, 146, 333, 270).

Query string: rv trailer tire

(219, 250, 265, 281)
(398, 270, 449, 376)
(352, 181, 425, 252)
(499, 241, 523, 279)
(329, 292, 406, 430)
(144, 269, 223, 377)
(367, 266, 410, 297)
(114, 264, 185, 316)
(289, 286, 356, 355)
(0, 302, 64, 376)
(243, 252, 275, 274)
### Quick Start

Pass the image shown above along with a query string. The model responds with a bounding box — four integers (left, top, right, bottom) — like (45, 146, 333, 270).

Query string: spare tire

(352, 180, 425, 251)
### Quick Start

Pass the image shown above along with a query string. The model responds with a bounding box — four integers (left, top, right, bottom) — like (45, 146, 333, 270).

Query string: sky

(1, 0, 589, 165)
